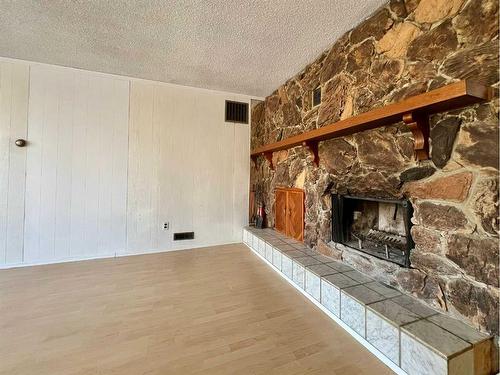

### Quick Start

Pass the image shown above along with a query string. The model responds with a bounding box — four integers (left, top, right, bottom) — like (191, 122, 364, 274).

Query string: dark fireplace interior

(332, 194, 414, 267)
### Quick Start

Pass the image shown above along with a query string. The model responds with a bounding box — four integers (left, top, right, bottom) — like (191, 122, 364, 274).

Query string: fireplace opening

(331, 194, 414, 267)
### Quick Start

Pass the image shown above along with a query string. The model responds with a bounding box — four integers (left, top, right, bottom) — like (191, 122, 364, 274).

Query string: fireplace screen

(331, 194, 414, 267)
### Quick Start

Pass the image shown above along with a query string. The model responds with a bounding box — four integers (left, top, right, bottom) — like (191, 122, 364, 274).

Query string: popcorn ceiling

(0, 0, 385, 96)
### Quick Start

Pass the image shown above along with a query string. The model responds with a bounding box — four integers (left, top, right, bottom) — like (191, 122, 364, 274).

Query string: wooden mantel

(251, 80, 493, 169)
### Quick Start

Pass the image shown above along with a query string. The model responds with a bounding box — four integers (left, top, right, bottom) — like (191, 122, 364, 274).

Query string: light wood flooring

(0, 244, 394, 375)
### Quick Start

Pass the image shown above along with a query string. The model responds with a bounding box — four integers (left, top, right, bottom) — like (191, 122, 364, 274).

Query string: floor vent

(174, 232, 195, 241)
(225, 100, 248, 124)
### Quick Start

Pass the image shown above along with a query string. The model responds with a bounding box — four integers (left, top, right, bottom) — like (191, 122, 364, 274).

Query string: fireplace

(331, 194, 414, 267)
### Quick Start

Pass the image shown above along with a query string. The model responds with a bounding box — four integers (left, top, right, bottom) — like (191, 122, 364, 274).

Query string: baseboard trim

(244, 242, 407, 375)
(0, 241, 241, 270)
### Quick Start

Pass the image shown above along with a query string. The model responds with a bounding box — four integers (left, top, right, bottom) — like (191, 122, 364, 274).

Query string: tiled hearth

(243, 227, 495, 375)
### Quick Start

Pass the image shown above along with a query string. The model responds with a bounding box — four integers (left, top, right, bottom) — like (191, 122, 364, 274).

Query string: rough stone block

(416, 202, 469, 231)
(403, 172, 473, 202)
(446, 234, 499, 287)
(413, 0, 465, 23)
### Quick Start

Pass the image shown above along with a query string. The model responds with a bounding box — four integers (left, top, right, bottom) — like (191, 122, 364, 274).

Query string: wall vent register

(173, 232, 195, 241)
(312, 86, 321, 107)
(225, 100, 248, 124)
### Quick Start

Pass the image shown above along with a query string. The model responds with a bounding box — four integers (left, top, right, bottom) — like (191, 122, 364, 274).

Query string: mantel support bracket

(403, 112, 430, 161)
(303, 141, 320, 167)
(264, 152, 274, 170)
(250, 154, 258, 166)
(250, 153, 274, 170)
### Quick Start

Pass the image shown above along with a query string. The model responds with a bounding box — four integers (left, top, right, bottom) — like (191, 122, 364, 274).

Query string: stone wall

(250, 0, 499, 336)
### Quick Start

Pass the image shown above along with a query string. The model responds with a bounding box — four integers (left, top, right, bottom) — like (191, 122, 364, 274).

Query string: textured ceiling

(0, 0, 386, 97)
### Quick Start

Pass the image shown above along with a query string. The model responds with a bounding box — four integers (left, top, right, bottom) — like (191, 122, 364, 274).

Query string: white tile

(242, 229, 248, 244)
(366, 310, 399, 365)
(265, 243, 273, 262)
(401, 331, 448, 375)
(250, 233, 256, 249)
(340, 292, 365, 337)
(282, 255, 293, 279)
(253, 236, 260, 253)
(292, 262, 305, 289)
(272, 248, 281, 270)
(321, 279, 341, 317)
(305, 270, 321, 301)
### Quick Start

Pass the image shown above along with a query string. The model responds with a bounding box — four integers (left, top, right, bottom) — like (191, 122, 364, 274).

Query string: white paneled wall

(126, 81, 250, 254)
(0, 58, 252, 267)
(23, 65, 129, 263)
(0, 62, 29, 264)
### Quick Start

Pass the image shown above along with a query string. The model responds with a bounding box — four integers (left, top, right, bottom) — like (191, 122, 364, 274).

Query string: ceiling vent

(225, 101, 248, 124)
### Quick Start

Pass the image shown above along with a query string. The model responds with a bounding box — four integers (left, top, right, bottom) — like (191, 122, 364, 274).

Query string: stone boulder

(415, 202, 469, 231)
(346, 40, 375, 73)
(454, 120, 499, 169)
(355, 130, 407, 172)
(376, 22, 422, 59)
(319, 138, 357, 176)
(317, 239, 342, 259)
(446, 234, 499, 287)
(430, 117, 461, 168)
(317, 74, 353, 126)
(350, 8, 393, 44)
(403, 171, 473, 202)
(441, 40, 499, 85)
(400, 165, 436, 182)
(411, 225, 443, 254)
(407, 20, 458, 62)
(396, 269, 448, 310)
(347, 171, 401, 198)
(320, 34, 349, 85)
(413, 0, 465, 23)
(469, 173, 499, 236)
(390, 0, 408, 18)
(446, 278, 499, 334)
(454, 0, 499, 45)
(411, 251, 461, 276)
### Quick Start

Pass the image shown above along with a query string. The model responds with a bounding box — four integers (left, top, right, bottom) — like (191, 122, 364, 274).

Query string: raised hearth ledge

(243, 227, 495, 375)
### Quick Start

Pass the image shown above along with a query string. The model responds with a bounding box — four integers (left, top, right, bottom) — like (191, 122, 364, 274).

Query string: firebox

(331, 194, 414, 267)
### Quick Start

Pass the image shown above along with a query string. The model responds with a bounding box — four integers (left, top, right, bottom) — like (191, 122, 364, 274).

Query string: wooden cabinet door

(275, 187, 304, 241)
(286, 190, 304, 241)
(275, 189, 287, 234)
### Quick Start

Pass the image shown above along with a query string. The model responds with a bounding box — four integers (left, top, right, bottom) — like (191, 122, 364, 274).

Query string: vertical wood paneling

(0, 62, 29, 265)
(127, 82, 155, 253)
(127, 82, 250, 253)
(1, 59, 252, 266)
(24, 65, 129, 263)
(232, 117, 250, 241)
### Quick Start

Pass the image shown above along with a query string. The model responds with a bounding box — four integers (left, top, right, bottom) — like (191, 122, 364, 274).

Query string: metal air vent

(225, 100, 248, 124)
(173, 232, 195, 241)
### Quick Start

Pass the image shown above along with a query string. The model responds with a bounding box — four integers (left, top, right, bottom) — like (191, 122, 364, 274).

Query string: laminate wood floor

(0, 244, 394, 375)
